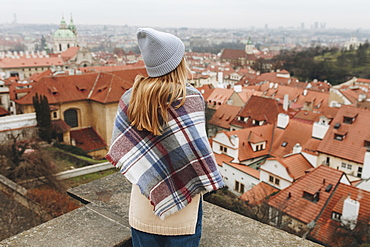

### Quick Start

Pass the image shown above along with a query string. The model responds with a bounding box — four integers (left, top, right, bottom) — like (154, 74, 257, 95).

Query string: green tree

(32, 93, 52, 143)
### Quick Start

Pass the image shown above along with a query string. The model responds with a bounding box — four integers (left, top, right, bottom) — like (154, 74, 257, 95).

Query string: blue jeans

(131, 199, 202, 247)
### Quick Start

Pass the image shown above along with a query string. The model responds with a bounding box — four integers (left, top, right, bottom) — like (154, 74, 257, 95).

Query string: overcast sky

(2, 0, 370, 30)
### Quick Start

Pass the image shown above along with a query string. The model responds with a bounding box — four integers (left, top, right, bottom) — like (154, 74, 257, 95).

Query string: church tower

(245, 37, 255, 55)
(52, 15, 78, 53)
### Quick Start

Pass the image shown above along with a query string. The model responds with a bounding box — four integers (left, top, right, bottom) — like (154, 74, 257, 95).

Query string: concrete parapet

(0, 172, 322, 247)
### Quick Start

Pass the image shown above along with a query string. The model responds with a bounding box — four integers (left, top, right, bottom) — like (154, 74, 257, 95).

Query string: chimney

(303, 89, 308, 96)
(218, 71, 223, 84)
(283, 94, 289, 111)
(293, 143, 302, 154)
(234, 85, 242, 93)
(312, 121, 329, 140)
(277, 113, 289, 129)
(341, 196, 360, 230)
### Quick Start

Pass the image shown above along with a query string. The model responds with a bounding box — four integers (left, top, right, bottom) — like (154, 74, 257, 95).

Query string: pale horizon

(2, 0, 370, 30)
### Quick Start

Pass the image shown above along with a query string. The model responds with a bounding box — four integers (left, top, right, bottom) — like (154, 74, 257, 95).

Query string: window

(281, 141, 288, 147)
(358, 166, 363, 178)
(332, 212, 342, 221)
(52, 111, 57, 119)
(347, 164, 352, 170)
(341, 162, 347, 168)
(275, 178, 280, 186)
(269, 175, 280, 186)
(220, 146, 227, 154)
(234, 180, 245, 194)
(64, 109, 78, 128)
(343, 116, 354, 124)
(334, 133, 344, 141)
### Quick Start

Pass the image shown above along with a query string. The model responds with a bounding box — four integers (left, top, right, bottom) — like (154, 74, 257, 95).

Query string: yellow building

(16, 68, 147, 158)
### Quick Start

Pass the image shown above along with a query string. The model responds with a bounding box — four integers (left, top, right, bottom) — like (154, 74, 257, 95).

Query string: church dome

(53, 28, 76, 38)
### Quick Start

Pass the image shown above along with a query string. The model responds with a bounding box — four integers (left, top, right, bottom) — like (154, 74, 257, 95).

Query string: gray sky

(2, 0, 370, 30)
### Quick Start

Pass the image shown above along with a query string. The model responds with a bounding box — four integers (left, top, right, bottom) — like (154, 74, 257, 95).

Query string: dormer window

(238, 116, 249, 122)
(334, 133, 346, 141)
(343, 116, 355, 124)
(303, 190, 320, 203)
(332, 212, 342, 221)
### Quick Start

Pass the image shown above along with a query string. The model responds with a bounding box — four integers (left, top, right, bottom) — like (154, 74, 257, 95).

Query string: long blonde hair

(127, 58, 190, 135)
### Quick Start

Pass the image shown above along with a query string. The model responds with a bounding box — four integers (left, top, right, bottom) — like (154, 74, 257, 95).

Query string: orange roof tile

(271, 118, 320, 158)
(219, 125, 274, 161)
(268, 165, 345, 224)
(70, 127, 106, 152)
(240, 182, 279, 205)
(209, 104, 241, 129)
(309, 183, 370, 246)
(224, 161, 260, 179)
(60, 47, 80, 61)
(0, 56, 64, 68)
(280, 154, 313, 180)
(317, 105, 370, 163)
(206, 88, 235, 109)
(230, 95, 285, 128)
(15, 68, 147, 105)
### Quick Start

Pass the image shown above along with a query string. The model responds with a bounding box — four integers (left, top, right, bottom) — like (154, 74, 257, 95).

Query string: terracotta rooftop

(60, 47, 80, 62)
(70, 127, 106, 152)
(309, 183, 370, 246)
(268, 165, 347, 224)
(223, 160, 260, 180)
(209, 104, 242, 129)
(271, 118, 321, 158)
(317, 105, 370, 163)
(206, 88, 235, 109)
(220, 49, 248, 59)
(276, 153, 314, 180)
(230, 95, 285, 128)
(220, 124, 274, 161)
(0, 56, 64, 68)
(15, 68, 147, 105)
(0, 106, 10, 116)
(240, 181, 279, 205)
(52, 119, 71, 133)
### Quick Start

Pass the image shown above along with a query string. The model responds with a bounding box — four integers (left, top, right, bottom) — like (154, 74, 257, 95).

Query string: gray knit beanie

(136, 28, 185, 77)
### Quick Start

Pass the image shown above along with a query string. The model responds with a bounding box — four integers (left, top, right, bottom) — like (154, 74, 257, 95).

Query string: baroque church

(52, 15, 78, 53)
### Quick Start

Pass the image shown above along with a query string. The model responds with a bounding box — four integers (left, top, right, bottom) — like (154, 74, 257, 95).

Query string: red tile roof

(15, 68, 147, 105)
(268, 165, 346, 224)
(70, 127, 106, 152)
(317, 105, 370, 163)
(0, 56, 64, 68)
(217, 125, 274, 162)
(230, 95, 285, 128)
(0, 106, 10, 116)
(220, 49, 247, 59)
(277, 154, 313, 180)
(209, 104, 241, 129)
(206, 88, 235, 109)
(60, 47, 80, 61)
(52, 119, 71, 133)
(240, 182, 279, 205)
(271, 118, 321, 158)
(309, 183, 370, 246)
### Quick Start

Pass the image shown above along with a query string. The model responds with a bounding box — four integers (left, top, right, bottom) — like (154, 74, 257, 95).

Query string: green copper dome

(53, 28, 76, 38)
(53, 16, 76, 38)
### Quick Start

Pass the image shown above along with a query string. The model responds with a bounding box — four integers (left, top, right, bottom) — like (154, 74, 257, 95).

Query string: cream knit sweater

(129, 184, 201, 236)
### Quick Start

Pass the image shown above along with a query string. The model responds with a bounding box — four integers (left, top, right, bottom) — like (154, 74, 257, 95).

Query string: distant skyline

(2, 0, 370, 30)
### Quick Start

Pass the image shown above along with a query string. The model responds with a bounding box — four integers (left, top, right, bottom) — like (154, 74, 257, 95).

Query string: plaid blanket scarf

(106, 87, 224, 219)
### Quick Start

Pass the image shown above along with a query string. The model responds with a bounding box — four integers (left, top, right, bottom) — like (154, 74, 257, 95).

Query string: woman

(106, 28, 224, 247)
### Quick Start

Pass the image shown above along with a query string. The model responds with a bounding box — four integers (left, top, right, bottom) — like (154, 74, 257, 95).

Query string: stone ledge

(1, 172, 322, 247)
